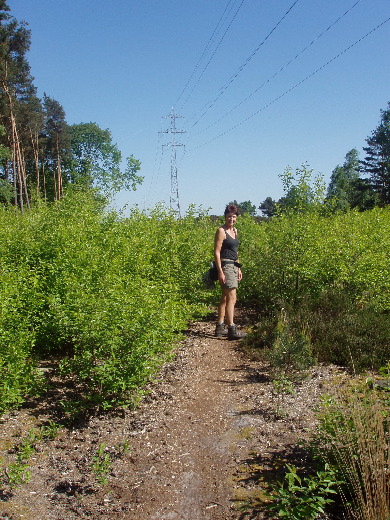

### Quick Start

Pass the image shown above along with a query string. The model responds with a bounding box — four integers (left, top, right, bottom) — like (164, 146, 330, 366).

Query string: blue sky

(7, 0, 390, 215)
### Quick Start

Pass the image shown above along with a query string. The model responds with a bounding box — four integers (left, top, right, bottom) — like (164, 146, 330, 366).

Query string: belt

(221, 259, 242, 268)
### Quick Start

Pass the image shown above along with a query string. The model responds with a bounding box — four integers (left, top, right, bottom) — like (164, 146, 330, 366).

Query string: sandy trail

(124, 319, 261, 520)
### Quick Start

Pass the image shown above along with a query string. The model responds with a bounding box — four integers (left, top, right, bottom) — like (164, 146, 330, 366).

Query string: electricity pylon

(161, 109, 185, 216)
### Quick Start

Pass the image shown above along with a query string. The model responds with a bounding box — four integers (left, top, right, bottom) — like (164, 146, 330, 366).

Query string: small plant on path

(266, 463, 340, 519)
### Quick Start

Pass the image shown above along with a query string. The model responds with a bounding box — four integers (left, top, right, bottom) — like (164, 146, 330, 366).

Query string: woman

(214, 204, 246, 340)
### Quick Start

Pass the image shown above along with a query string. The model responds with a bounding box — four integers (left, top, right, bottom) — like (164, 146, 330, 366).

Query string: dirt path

(0, 318, 342, 520)
(124, 319, 261, 520)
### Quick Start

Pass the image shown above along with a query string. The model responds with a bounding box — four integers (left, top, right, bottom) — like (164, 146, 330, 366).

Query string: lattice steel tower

(161, 109, 185, 216)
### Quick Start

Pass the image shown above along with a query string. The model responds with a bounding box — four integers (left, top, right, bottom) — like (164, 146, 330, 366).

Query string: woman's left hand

(238, 268, 242, 281)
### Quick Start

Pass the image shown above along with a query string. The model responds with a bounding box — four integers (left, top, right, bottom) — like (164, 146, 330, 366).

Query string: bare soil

(0, 314, 346, 520)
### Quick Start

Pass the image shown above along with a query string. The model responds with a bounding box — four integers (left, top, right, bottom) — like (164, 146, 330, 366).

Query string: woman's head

(224, 204, 238, 217)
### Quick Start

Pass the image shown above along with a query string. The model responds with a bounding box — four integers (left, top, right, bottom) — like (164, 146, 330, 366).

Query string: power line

(196, 0, 362, 134)
(189, 0, 300, 129)
(178, 0, 246, 112)
(188, 15, 390, 152)
(174, 0, 237, 109)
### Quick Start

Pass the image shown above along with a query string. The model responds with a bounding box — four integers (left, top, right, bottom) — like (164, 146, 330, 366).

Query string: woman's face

(225, 212, 237, 227)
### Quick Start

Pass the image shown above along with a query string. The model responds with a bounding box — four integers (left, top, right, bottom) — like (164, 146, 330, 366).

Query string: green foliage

(4, 460, 31, 488)
(0, 193, 216, 413)
(239, 207, 390, 311)
(360, 102, 390, 206)
(0, 189, 389, 415)
(0, 244, 43, 412)
(278, 164, 326, 214)
(1, 423, 59, 488)
(90, 443, 112, 485)
(0, 178, 13, 203)
(238, 206, 389, 372)
(68, 123, 143, 195)
(327, 149, 360, 211)
(267, 463, 340, 519)
(265, 312, 315, 378)
(272, 375, 295, 396)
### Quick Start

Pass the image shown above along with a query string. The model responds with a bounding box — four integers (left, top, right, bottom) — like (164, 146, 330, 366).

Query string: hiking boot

(227, 324, 246, 341)
(215, 322, 228, 337)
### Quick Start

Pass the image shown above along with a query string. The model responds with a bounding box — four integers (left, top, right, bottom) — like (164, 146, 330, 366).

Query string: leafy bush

(0, 193, 217, 413)
(1, 195, 389, 414)
(238, 207, 390, 372)
(239, 207, 390, 312)
(0, 211, 43, 412)
(267, 463, 340, 520)
(265, 311, 315, 379)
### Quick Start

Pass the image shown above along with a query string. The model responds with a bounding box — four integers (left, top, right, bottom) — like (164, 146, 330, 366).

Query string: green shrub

(0, 267, 42, 413)
(1, 196, 389, 413)
(239, 207, 390, 312)
(0, 193, 217, 413)
(238, 207, 389, 373)
(267, 463, 340, 520)
(303, 289, 389, 371)
(265, 311, 315, 378)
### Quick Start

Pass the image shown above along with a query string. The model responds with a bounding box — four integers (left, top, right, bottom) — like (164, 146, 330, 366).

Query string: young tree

(278, 164, 326, 213)
(68, 122, 142, 195)
(360, 102, 390, 206)
(327, 148, 360, 211)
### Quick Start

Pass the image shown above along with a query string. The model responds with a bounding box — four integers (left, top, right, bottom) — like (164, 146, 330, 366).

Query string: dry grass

(318, 385, 390, 520)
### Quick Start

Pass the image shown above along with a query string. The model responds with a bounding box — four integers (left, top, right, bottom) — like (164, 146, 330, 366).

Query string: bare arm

(214, 227, 225, 284)
(235, 228, 243, 281)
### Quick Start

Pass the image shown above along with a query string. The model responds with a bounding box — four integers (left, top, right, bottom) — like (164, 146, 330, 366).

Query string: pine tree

(43, 94, 70, 200)
(0, 0, 36, 208)
(360, 103, 390, 206)
(259, 196, 277, 217)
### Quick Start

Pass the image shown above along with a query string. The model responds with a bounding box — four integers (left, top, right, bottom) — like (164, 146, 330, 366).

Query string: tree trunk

(1, 79, 30, 209)
(56, 132, 63, 199)
(29, 128, 40, 198)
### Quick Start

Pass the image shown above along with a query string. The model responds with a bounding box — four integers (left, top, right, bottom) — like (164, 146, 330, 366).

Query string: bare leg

(218, 287, 236, 325)
(217, 291, 227, 323)
(224, 288, 237, 325)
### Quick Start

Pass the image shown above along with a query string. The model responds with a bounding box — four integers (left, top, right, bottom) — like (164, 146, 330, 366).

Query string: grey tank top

(220, 228, 239, 260)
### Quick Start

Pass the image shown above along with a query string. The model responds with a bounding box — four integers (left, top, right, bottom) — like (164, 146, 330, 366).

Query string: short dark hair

(224, 204, 239, 216)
